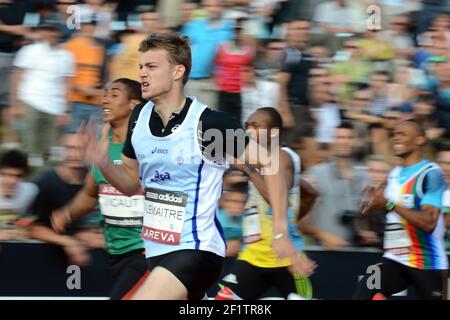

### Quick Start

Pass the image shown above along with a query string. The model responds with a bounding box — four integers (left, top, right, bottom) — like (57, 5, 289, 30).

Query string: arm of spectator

(353, 207, 381, 246)
(300, 217, 350, 250)
(28, 224, 91, 266)
(299, 172, 349, 249)
(297, 178, 318, 221)
(0, 229, 29, 240)
(0, 21, 28, 36)
(74, 229, 106, 250)
(72, 84, 104, 98)
(343, 111, 383, 124)
(9, 67, 25, 118)
(276, 71, 295, 128)
(51, 171, 99, 233)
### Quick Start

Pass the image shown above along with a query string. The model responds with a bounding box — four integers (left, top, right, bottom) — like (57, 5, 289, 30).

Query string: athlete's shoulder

(130, 101, 149, 121)
(200, 108, 243, 131)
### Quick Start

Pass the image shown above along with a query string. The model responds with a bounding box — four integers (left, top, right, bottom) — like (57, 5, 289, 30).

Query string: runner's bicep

(420, 205, 440, 226)
(84, 171, 99, 199)
(121, 154, 140, 181)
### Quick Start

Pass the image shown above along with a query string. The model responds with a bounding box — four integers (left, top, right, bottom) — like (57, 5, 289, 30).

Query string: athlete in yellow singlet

(216, 107, 318, 300)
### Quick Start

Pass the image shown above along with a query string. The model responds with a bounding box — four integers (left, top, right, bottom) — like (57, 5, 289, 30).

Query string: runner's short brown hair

(139, 32, 192, 85)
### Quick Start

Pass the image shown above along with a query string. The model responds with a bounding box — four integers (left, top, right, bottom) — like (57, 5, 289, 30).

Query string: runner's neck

(153, 91, 187, 128)
(402, 152, 424, 167)
(110, 120, 128, 143)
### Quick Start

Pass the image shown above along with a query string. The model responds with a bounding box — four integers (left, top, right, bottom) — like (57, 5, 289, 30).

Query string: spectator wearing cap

(44, 0, 79, 42)
(0, 0, 30, 147)
(64, 13, 106, 132)
(10, 20, 74, 167)
(79, 0, 115, 40)
(0, 149, 38, 240)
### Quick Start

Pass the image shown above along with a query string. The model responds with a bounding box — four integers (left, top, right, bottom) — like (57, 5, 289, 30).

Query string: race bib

(98, 184, 144, 227)
(242, 207, 262, 244)
(384, 223, 412, 255)
(142, 188, 188, 245)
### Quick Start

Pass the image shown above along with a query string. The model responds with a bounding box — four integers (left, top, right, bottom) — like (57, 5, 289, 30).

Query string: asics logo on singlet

(150, 171, 171, 184)
(151, 147, 168, 154)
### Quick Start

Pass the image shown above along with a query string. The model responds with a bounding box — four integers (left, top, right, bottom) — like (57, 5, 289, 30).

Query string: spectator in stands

(330, 38, 371, 103)
(0, 0, 29, 147)
(28, 132, 102, 266)
(11, 21, 74, 167)
(277, 19, 313, 128)
(173, 0, 198, 32)
(253, 38, 286, 80)
(436, 144, 450, 250)
(312, 0, 363, 35)
(79, 0, 116, 40)
(108, 8, 166, 82)
(0, 149, 38, 240)
(357, 29, 395, 63)
(240, 64, 279, 126)
(368, 71, 391, 117)
(301, 122, 367, 249)
(378, 15, 415, 63)
(412, 92, 444, 142)
(312, 0, 364, 52)
(417, 0, 446, 34)
(64, 13, 106, 132)
(354, 155, 392, 248)
(45, 0, 79, 42)
(214, 17, 254, 122)
(386, 65, 418, 113)
(311, 75, 342, 145)
(181, 0, 234, 109)
(433, 61, 450, 138)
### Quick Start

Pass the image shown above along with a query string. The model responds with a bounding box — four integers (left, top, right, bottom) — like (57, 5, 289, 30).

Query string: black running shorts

(147, 249, 224, 300)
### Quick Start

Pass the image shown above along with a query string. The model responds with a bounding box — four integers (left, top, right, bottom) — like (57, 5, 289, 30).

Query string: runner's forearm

(67, 189, 99, 221)
(29, 224, 77, 247)
(391, 205, 439, 234)
(99, 159, 141, 196)
(264, 170, 288, 234)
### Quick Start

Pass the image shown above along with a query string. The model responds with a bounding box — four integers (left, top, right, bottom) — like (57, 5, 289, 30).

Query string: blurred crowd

(1, 0, 450, 268)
